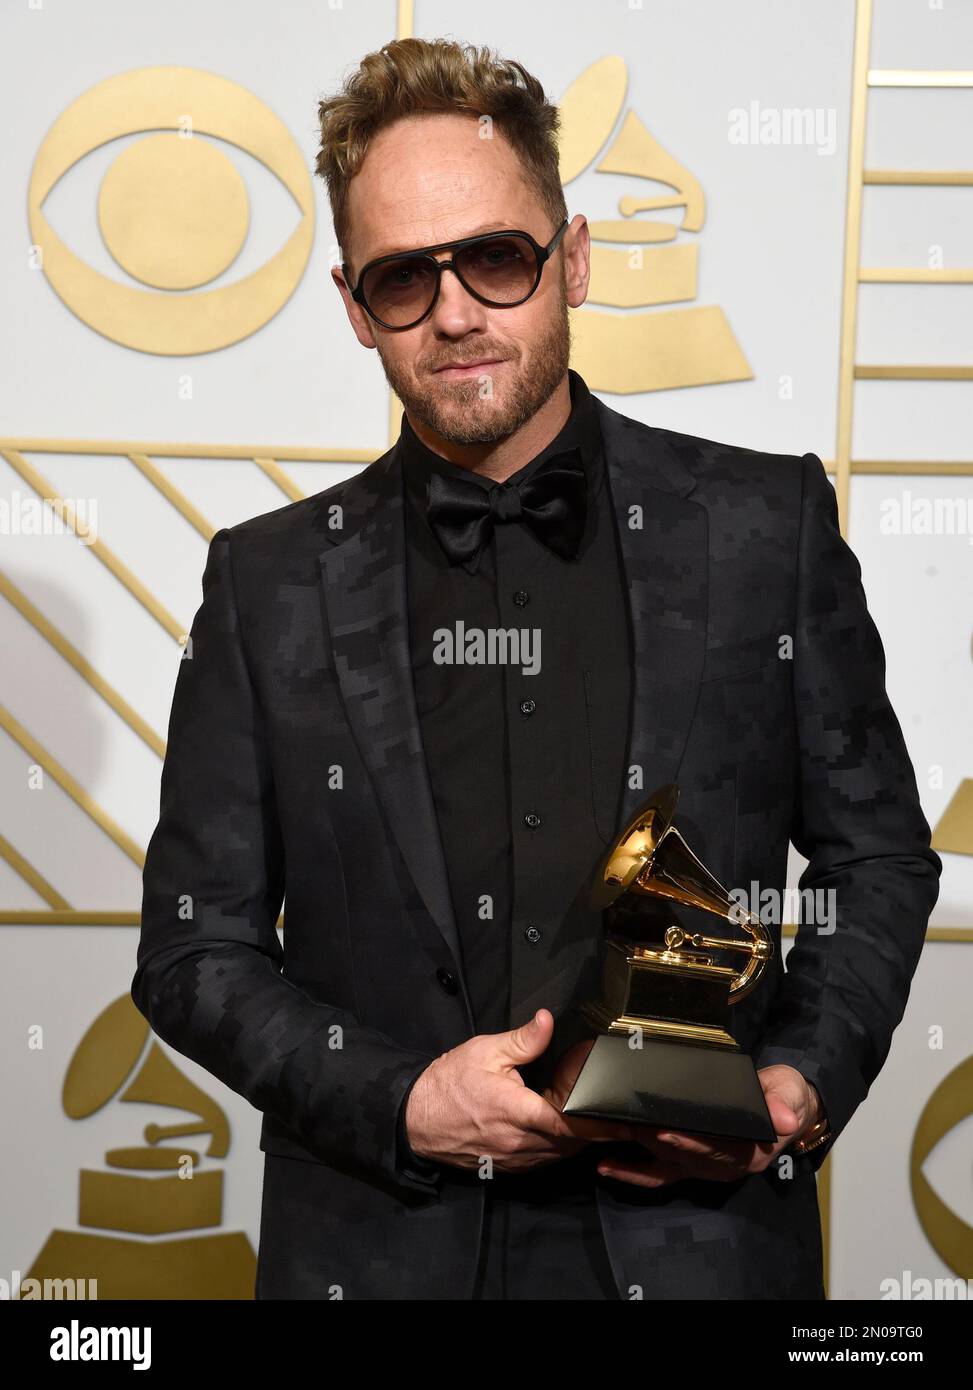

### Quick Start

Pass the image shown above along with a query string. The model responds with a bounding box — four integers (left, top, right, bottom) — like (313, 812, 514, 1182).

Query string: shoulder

(207, 450, 395, 575)
(594, 395, 819, 510)
(647, 422, 817, 495)
(229, 453, 391, 543)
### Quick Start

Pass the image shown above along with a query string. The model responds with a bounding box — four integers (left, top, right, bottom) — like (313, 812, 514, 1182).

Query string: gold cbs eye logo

(27, 66, 315, 355)
(911, 1053, 973, 1277)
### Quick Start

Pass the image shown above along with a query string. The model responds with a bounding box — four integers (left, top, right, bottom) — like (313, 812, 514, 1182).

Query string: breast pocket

(700, 631, 785, 685)
(582, 667, 630, 846)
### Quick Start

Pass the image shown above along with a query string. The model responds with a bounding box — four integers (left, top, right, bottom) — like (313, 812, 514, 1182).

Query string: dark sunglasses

(344, 219, 569, 330)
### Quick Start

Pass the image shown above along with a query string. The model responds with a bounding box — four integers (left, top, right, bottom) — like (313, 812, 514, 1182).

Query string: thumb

(759, 1064, 812, 1139)
(761, 1081, 803, 1138)
(491, 1008, 554, 1069)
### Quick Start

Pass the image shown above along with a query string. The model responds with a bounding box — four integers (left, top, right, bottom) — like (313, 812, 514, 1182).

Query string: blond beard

(374, 277, 571, 447)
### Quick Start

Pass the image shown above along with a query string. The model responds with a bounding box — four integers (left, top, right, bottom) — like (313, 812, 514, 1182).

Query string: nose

(426, 251, 488, 332)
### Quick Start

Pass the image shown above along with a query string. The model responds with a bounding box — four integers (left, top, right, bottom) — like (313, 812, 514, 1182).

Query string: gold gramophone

(25, 994, 256, 1299)
(562, 784, 777, 1141)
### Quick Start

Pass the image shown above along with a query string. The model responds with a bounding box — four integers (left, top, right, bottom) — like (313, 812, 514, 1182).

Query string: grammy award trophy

(562, 783, 777, 1142)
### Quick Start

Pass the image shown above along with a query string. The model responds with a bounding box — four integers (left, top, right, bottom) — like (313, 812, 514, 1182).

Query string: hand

(404, 1009, 640, 1175)
(593, 1064, 825, 1189)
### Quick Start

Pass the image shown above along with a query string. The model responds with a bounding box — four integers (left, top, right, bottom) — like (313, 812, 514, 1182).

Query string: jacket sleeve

(753, 453, 942, 1171)
(132, 528, 438, 1195)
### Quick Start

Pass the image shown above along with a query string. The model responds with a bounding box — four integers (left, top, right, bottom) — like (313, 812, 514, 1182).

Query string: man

(132, 37, 941, 1300)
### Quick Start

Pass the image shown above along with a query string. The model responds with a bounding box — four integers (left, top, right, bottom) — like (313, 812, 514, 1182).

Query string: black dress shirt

(395, 368, 634, 1195)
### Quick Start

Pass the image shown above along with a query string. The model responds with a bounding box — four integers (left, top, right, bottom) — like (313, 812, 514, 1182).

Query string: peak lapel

(593, 395, 709, 830)
(317, 449, 462, 972)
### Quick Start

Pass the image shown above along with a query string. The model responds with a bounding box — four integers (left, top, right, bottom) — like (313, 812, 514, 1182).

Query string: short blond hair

(316, 36, 567, 278)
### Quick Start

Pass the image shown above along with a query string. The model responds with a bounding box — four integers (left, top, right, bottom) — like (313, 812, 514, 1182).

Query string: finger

(601, 1150, 754, 1186)
(556, 1114, 639, 1144)
(610, 1124, 763, 1178)
(488, 1009, 554, 1070)
(506, 1085, 576, 1136)
(596, 1156, 686, 1189)
(649, 1148, 755, 1181)
(763, 1096, 802, 1139)
(517, 1091, 635, 1144)
(639, 1130, 756, 1166)
(758, 1074, 807, 1139)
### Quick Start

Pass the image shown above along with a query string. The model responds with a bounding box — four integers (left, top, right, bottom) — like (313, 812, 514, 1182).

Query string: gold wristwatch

(791, 1115, 831, 1155)
(789, 1081, 831, 1156)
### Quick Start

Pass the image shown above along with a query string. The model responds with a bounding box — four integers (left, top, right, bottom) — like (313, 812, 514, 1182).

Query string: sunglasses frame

(344, 219, 569, 330)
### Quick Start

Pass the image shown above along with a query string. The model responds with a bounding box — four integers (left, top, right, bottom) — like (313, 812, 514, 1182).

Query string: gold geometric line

(0, 911, 139, 925)
(860, 267, 973, 282)
(781, 925, 973, 941)
(0, 833, 72, 910)
(0, 570, 166, 759)
(3, 915, 969, 935)
(16, 439, 966, 478)
(0, 704, 145, 868)
(127, 453, 216, 541)
(0, 438, 379, 463)
(396, 0, 414, 40)
(835, 0, 873, 535)
(0, 449, 187, 643)
(0, 437, 966, 470)
(844, 460, 973, 474)
(864, 170, 973, 185)
(389, 390, 404, 452)
(254, 457, 306, 502)
(868, 69, 973, 87)
(854, 365, 973, 380)
(819, 1153, 831, 1299)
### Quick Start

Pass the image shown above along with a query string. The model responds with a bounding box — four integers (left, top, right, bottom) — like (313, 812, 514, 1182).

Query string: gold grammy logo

(559, 56, 752, 394)
(27, 995, 255, 1299)
(932, 779, 973, 858)
(930, 638, 972, 858)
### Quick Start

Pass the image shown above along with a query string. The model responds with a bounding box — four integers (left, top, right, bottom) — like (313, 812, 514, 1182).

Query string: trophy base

(582, 999, 738, 1049)
(561, 1033, 777, 1142)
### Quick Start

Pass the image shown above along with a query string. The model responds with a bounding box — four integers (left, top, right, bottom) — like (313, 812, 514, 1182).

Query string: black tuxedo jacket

(132, 389, 941, 1300)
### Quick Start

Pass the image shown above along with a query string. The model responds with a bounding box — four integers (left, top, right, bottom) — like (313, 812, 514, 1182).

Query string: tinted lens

(361, 235, 541, 326)
(456, 235, 538, 304)
(362, 255, 438, 327)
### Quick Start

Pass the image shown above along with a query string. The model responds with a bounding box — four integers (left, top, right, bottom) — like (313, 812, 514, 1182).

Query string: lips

(434, 358, 506, 377)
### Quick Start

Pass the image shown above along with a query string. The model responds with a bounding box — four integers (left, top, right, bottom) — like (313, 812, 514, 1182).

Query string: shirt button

(435, 967, 459, 995)
(524, 925, 542, 945)
(513, 589, 529, 607)
(519, 698, 536, 716)
(523, 811, 541, 829)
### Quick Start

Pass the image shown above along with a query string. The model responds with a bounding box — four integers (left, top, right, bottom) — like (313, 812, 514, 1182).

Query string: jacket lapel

(593, 395, 709, 830)
(317, 450, 463, 972)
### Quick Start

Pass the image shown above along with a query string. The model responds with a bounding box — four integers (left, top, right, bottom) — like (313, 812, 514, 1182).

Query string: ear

(563, 214, 590, 310)
(331, 263, 377, 349)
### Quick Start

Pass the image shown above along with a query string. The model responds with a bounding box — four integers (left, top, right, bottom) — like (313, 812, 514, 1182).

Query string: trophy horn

(591, 784, 772, 1000)
(589, 783, 680, 911)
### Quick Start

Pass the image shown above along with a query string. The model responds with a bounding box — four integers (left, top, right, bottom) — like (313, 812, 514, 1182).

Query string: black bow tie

(424, 448, 587, 572)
